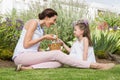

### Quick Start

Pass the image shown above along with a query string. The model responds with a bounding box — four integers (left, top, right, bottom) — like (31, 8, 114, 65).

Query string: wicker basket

(48, 43, 62, 50)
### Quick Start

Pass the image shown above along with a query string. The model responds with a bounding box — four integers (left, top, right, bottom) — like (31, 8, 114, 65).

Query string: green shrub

(0, 17, 24, 50)
(0, 9, 24, 60)
(95, 12, 120, 30)
(0, 49, 13, 60)
(91, 30, 120, 59)
(95, 50, 108, 59)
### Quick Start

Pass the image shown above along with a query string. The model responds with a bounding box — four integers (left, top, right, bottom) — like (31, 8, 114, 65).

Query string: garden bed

(0, 59, 15, 68)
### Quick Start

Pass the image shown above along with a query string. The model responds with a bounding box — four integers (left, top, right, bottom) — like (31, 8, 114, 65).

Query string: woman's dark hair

(38, 8, 58, 20)
(75, 19, 93, 46)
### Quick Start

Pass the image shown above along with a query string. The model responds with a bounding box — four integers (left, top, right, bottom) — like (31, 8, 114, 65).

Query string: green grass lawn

(0, 65, 120, 80)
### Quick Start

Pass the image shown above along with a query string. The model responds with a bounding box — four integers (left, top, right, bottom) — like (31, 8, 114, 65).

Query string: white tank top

(69, 39, 96, 63)
(12, 20, 44, 60)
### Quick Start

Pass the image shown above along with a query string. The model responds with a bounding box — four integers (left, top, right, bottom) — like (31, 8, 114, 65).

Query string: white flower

(1, 17, 6, 23)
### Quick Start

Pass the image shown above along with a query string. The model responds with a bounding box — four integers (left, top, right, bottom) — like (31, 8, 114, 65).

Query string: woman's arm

(23, 20, 55, 48)
(23, 20, 43, 48)
(83, 37, 89, 61)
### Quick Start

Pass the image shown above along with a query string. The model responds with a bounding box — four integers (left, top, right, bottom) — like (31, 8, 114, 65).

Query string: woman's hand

(43, 34, 57, 40)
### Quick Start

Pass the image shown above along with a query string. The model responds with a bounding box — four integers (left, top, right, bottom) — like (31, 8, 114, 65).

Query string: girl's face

(45, 15, 57, 27)
(73, 25, 84, 37)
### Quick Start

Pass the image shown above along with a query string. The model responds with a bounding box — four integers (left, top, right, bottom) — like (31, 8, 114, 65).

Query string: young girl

(62, 19, 96, 63)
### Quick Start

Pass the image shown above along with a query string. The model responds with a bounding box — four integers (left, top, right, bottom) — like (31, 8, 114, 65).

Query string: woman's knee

(14, 59, 19, 66)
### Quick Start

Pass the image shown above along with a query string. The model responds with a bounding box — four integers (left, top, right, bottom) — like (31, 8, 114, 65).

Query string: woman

(12, 8, 114, 71)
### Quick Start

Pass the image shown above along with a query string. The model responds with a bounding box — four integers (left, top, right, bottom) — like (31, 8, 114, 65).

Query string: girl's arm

(23, 20, 55, 48)
(59, 39, 71, 52)
(63, 42, 71, 53)
(83, 37, 89, 61)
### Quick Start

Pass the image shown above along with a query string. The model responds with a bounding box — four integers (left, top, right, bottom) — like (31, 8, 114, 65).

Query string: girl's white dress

(69, 39, 96, 63)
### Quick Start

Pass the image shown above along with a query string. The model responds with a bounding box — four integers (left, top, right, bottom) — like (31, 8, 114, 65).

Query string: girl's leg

(90, 63, 115, 70)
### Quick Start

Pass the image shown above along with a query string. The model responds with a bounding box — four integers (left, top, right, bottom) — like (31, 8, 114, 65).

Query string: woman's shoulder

(25, 19, 38, 26)
(26, 19, 38, 24)
(24, 19, 38, 30)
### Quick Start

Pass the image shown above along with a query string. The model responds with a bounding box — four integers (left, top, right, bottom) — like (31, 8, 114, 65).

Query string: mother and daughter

(12, 8, 115, 71)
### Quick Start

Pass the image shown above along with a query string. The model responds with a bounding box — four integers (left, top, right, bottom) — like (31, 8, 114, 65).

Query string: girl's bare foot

(98, 63, 115, 70)
(90, 63, 115, 70)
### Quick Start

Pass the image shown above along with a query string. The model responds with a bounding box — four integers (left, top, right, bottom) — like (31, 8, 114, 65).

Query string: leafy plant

(0, 17, 24, 50)
(96, 12, 120, 29)
(0, 49, 13, 60)
(91, 30, 120, 58)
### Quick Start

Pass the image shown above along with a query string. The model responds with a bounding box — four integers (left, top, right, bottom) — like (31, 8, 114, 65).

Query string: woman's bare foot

(21, 66, 33, 70)
(15, 64, 33, 71)
(15, 64, 22, 71)
(90, 63, 115, 70)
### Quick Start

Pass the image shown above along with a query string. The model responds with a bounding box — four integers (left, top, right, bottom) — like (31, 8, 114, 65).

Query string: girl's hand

(43, 34, 56, 40)
(58, 38, 71, 52)
(57, 38, 64, 46)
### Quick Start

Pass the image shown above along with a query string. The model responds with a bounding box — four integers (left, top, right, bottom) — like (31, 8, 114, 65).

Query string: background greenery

(0, 0, 120, 60)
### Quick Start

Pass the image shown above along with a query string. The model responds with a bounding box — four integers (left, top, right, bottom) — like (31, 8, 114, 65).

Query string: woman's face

(73, 25, 84, 37)
(45, 15, 57, 27)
